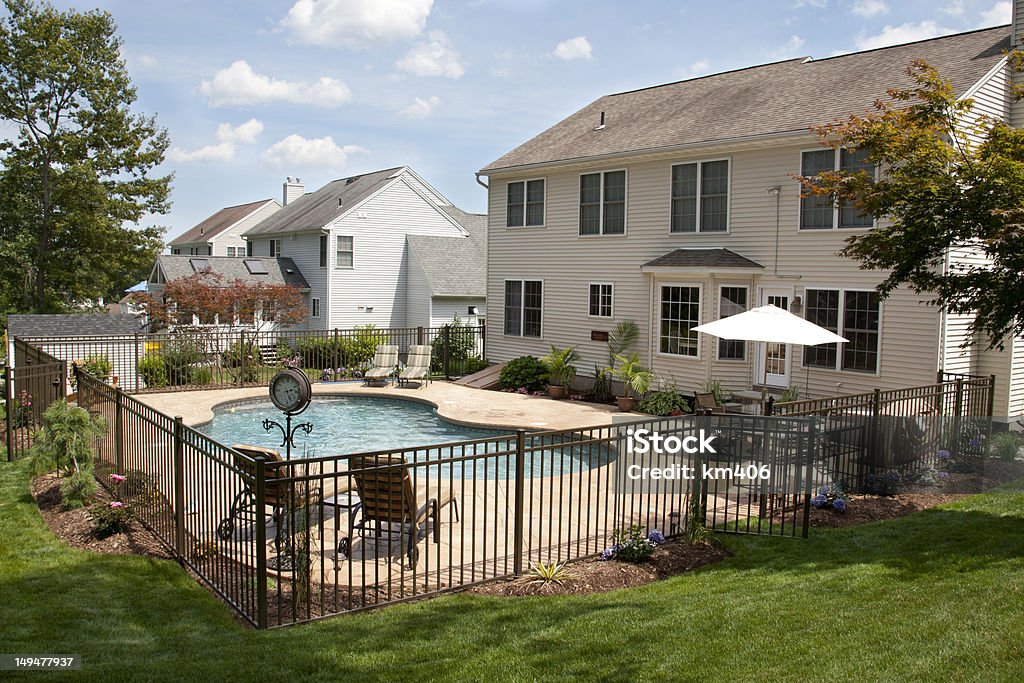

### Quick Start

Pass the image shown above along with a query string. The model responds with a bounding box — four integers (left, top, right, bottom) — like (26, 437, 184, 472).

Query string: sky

(22, 0, 1018, 241)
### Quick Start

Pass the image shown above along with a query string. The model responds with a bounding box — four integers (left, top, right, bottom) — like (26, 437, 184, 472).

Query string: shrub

(137, 353, 168, 388)
(60, 471, 97, 510)
(812, 483, 849, 511)
(191, 366, 213, 386)
(637, 388, 692, 416)
(90, 500, 132, 538)
(431, 315, 478, 373)
(861, 471, 901, 496)
(498, 356, 549, 392)
(30, 400, 106, 478)
(987, 431, 1022, 461)
(162, 339, 205, 385)
(122, 470, 161, 508)
(527, 561, 572, 585)
(275, 340, 294, 361)
(591, 364, 614, 403)
(599, 525, 665, 563)
(222, 341, 261, 383)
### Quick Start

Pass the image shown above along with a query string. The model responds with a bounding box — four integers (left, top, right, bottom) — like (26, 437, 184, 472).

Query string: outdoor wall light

(790, 296, 803, 316)
(468, 306, 479, 315)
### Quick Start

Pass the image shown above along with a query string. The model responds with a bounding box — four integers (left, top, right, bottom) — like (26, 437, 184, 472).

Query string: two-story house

(168, 198, 281, 256)
(480, 22, 1024, 420)
(242, 167, 486, 330)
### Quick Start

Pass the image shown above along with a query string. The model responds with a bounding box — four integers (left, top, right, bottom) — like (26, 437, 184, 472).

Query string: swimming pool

(198, 396, 614, 478)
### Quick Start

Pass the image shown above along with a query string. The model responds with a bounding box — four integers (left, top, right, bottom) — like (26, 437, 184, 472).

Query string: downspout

(475, 173, 489, 190)
(769, 186, 782, 276)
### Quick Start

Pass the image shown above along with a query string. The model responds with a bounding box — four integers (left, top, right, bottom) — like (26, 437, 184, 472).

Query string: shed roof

(641, 248, 764, 271)
(8, 313, 145, 339)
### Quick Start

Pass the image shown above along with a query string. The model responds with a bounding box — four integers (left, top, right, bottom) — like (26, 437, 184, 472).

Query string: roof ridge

(809, 22, 1010, 63)
(607, 57, 808, 97)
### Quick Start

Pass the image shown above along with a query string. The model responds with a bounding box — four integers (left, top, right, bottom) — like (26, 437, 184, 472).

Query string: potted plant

(541, 344, 580, 399)
(612, 352, 654, 412)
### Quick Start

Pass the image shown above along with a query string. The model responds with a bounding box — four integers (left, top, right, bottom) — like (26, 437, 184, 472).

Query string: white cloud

(396, 32, 465, 79)
(261, 134, 367, 170)
(281, 0, 432, 47)
(168, 119, 264, 163)
(680, 59, 711, 79)
(978, 1, 1012, 27)
(553, 36, 593, 61)
(137, 54, 158, 69)
(794, 0, 827, 7)
(199, 61, 351, 107)
(399, 95, 441, 119)
(942, 0, 966, 17)
(854, 21, 954, 51)
(765, 35, 806, 59)
(851, 0, 888, 18)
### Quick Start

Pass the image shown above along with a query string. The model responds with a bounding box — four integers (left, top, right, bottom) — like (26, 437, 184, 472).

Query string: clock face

(269, 369, 311, 414)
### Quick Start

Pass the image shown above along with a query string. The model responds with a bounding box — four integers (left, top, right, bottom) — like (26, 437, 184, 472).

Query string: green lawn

(2, 460, 1024, 682)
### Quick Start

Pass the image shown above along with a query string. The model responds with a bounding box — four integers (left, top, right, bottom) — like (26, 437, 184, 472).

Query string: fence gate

(4, 361, 67, 461)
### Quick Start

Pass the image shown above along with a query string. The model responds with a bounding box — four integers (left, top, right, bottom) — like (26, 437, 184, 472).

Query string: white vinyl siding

(579, 170, 626, 235)
(670, 159, 729, 233)
(658, 284, 701, 358)
(507, 179, 545, 227)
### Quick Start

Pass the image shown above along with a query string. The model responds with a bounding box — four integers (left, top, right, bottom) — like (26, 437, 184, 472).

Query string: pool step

(453, 362, 505, 389)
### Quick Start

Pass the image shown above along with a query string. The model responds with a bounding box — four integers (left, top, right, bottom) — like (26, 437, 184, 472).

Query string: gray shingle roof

(154, 255, 310, 289)
(243, 167, 403, 236)
(407, 207, 487, 297)
(8, 313, 146, 339)
(169, 199, 277, 246)
(642, 248, 763, 270)
(481, 26, 1010, 172)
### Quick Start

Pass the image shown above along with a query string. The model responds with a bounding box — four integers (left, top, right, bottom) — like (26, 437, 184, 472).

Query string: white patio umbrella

(692, 304, 848, 389)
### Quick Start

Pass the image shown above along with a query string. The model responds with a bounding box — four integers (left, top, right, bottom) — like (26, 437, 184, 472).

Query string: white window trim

(505, 178, 547, 229)
(668, 157, 732, 235)
(798, 148, 878, 232)
(587, 281, 614, 319)
(800, 285, 883, 376)
(335, 235, 354, 269)
(269, 238, 282, 257)
(503, 278, 545, 339)
(578, 168, 628, 237)
(715, 284, 749, 361)
(311, 297, 321, 319)
(655, 281, 703, 360)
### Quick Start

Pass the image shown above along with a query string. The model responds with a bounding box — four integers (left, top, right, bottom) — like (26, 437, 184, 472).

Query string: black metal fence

(4, 340, 67, 461)
(17, 323, 485, 394)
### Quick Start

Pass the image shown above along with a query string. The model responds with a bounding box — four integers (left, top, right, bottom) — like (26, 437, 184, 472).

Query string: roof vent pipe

(595, 111, 606, 131)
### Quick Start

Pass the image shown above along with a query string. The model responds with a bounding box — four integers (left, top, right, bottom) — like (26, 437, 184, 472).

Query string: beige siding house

(480, 24, 1024, 421)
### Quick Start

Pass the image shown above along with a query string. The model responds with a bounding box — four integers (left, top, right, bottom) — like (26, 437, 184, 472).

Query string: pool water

(198, 396, 613, 478)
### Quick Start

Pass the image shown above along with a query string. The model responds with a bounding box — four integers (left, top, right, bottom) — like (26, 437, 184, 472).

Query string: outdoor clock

(268, 368, 312, 415)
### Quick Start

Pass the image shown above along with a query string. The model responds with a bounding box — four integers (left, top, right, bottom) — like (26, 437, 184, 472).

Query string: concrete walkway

(136, 380, 623, 431)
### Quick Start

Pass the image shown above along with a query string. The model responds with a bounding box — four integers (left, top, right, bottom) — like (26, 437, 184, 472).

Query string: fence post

(254, 454, 269, 629)
(513, 429, 526, 576)
(801, 419, 818, 539)
(4, 365, 13, 462)
(480, 322, 486, 362)
(239, 330, 246, 387)
(951, 377, 964, 458)
(867, 388, 881, 479)
(987, 374, 996, 417)
(134, 333, 141, 393)
(417, 327, 425, 345)
(114, 389, 124, 473)
(173, 416, 186, 562)
(332, 328, 340, 370)
(442, 325, 451, 379)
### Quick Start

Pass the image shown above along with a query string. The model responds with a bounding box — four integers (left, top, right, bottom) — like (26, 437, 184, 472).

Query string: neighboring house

(479, 21, 1024, 420)
(242, 167, 486, 330)
(147, 254, 311, 326)
(168, 198, 281, 257)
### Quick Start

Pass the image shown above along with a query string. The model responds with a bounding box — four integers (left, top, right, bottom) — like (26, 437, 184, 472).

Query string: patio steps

(453, 362, 506, 389)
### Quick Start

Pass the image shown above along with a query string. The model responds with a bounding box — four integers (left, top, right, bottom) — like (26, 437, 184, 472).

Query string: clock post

(265, 368, 314, 460)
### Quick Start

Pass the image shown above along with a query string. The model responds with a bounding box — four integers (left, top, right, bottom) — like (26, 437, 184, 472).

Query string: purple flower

(812, 495, 827, 508)
(648, 530, 666, 545)
(968, 437, 983, 449)
(818, 485, 829, 496)
(937, 450, 951, 461)
(833, 498, 847, 513)
(599, 547, 615, 560)
(938, 471, 950, 479)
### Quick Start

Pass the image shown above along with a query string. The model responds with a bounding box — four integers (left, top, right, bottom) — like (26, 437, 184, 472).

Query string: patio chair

(363, 345, 399, 385)
(335, 453, 459, 569)
(694, 392, 726, 416)
(398, 344, 432, 388)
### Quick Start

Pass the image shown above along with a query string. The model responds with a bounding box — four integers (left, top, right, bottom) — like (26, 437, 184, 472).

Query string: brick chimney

(283, 176, 304, 206)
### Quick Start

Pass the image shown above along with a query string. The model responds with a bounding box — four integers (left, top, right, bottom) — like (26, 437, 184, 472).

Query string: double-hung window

(269, 239, 281, 257)
(671, 160, 729, 233)
(336, 236, 353, 268)
(800, 148, 875, 230)
(588, 283, 613, 318)
(507, 179, 545, 227)
(504, 280, 543, 338)
(579, 170, 626, 235)
(803, 289, 880, 373)
(319, 235, 328, 267)
(717, 286, 748, 360)
(659, 285, 701, 357)
(311, 297, 321, 318)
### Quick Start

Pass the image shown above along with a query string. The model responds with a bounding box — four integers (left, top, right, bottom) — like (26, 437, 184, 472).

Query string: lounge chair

(398, 344, 432, 387)
(336, 453, 459, 569)
(363, 345, 398, 385)
(694, 392, 726, 416)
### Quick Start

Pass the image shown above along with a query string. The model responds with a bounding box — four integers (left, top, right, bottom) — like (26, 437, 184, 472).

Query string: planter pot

(547, 385, 568, 400)
(616, 396, 638, 412)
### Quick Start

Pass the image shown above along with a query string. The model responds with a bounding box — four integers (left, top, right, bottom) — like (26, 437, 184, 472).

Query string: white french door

(756, 288, 791, 388)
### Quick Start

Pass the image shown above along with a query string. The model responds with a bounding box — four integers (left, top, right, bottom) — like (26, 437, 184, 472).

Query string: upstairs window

(319, 234, 328, 268)
(671, 160, 729, 233)
(507, 179, 545, 227)
(580, 170, 626, 235)
(336, 235, 354, 268)
(800, 148, 875, 230)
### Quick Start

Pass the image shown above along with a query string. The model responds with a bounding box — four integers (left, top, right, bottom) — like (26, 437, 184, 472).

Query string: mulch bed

(469, 541, 731, 597)
(29, 474, 173, 559)
(808, 492, 967, 528)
